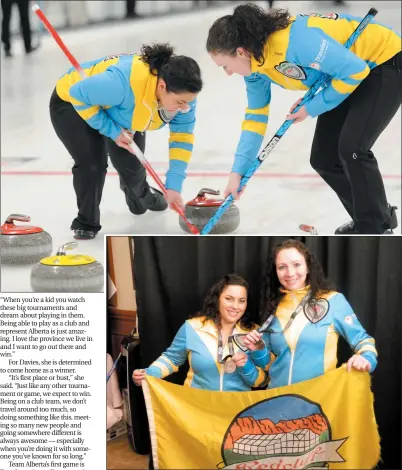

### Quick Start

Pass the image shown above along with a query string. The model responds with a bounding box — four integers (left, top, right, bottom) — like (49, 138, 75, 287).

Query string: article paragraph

(0, 294, 106, 469)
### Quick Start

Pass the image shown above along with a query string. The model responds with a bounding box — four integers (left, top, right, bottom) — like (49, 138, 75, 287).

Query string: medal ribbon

(232, 293, 312, 351)
(217, 328, 235, 364)
(263, 292, 311, 334)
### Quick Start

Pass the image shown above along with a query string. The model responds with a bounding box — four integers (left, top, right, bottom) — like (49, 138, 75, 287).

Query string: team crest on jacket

(218, 395, 347, 469)
(304, 298, 329, 323)
(275, 62, 306, 80)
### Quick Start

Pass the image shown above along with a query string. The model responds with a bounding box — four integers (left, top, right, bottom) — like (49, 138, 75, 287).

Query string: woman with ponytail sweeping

(50, 44, 203, 239)
(207, 4, 401, 234)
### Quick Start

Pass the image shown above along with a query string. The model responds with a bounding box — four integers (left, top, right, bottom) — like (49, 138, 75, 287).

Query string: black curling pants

(49, 89, 153, 233)
(310, 52, 402, 234)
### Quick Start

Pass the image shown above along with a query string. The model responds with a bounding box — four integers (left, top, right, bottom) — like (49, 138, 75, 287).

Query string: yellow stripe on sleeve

(241, 120, 267, 136)
(76, 105, 100, 121)
(169, 148, 192, 163)
(332, 80, 360, 95)
(169, 132, 195, 145)
(245, 104, 270, 116)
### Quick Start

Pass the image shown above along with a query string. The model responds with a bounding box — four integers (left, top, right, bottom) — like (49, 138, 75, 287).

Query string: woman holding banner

(133, 273, 268, 468)
(241, 239, 378, 389)
(206, 4, 401, 234)
(133, 273, 268, 391)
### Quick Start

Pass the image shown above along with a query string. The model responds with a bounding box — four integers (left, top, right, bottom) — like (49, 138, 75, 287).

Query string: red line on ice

(1, 170, 401, 180)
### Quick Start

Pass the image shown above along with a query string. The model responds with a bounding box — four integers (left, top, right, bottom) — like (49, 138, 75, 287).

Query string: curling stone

(30, 242, 104, 293)
(1, 214, 53, 264)
(179, 188, 240, 234)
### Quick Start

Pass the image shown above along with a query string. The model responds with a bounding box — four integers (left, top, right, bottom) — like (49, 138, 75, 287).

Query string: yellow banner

(142, 366, 380, 469)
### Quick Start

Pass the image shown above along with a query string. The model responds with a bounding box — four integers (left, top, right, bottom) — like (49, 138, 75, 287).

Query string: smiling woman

(242, 239, 378, 389)
(275, 246, 309, 291)
(205, 3, 401, 233)
(132, 273, 268, 392)
(49, 42, 203, 240)
(131, 273, 269, 469)
(140, 43, 201, 112)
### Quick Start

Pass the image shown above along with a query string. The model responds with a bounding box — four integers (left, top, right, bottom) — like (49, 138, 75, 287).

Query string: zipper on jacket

(219, 365, 224, 392)
(142, 99, 156, 132)
(287, 291, 298, 386)
(288, 351, 295, 386)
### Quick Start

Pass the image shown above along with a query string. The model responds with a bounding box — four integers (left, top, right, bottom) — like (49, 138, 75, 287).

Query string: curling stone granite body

(1, 214, 52, 264)
(30, 249, 104, 293)
(179, 189, 240, 234)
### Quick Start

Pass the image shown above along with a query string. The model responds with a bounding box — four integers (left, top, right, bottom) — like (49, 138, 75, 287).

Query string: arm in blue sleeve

(332, 293, 378, 372)
(237, 352, 269, 388)
(145, 323, 188, 379)
(232, 74, 271, 175)
(292, 26, 370, 117)
(69, 67, 127, 140)
(166, 101, 197, 192)
(249, 332, 271, 369)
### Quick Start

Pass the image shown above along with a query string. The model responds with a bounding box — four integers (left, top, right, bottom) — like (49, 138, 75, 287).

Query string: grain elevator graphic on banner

(218, 395, 346, 469)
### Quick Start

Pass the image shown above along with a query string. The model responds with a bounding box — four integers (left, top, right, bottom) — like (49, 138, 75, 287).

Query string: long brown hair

(190, 274, 256, 330)
(260, 240, 333, 322)
(206, 3, 292, 66)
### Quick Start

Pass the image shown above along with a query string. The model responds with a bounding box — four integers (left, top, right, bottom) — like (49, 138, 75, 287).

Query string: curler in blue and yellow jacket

(233, 12, 401, 175)
(250, 286, 378, 389)
(145, 317, 268, 391)
(55, 53, 196, 193)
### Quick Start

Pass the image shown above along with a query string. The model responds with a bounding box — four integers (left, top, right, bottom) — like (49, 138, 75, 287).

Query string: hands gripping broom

(200, 8, 378, 235)
(33, 4, 200, 235)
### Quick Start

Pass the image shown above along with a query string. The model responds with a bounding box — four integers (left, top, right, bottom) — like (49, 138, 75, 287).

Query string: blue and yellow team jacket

(250, 286, 378, 389)
(55, 53, 196, 192)
(145, 317, 268, 391)
(233, 13, 401, 175)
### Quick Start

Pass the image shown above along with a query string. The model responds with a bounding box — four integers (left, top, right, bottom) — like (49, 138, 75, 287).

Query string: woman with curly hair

(241, 239, 378, 389)
(206, 3, 400, 234)
(132, 273, 268, 391)
(50, 43, 202, 240)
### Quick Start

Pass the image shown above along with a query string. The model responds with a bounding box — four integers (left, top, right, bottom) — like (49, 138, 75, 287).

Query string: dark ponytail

(140, 43, 203, 94)
(140, 43, 174, 73)
(206, 3, 291, 66)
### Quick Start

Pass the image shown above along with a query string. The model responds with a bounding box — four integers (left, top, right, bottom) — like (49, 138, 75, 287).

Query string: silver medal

(304, 298, 329, 323)
(224, 358, 237, 374)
